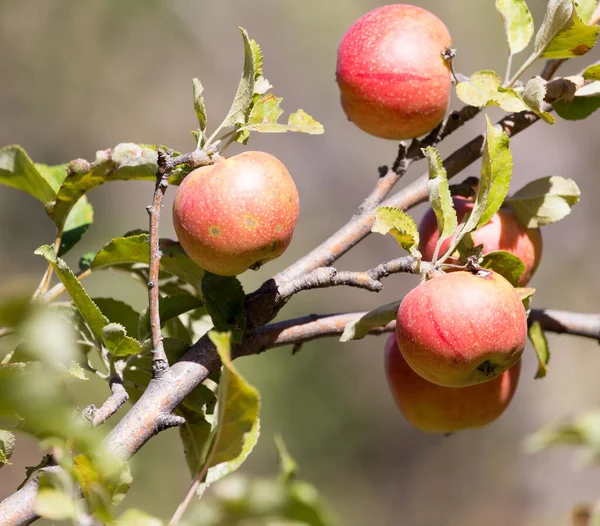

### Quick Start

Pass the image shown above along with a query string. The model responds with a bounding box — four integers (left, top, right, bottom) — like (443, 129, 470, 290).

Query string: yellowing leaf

(496, 0, 535, 54)
(372, 207, 420, 257)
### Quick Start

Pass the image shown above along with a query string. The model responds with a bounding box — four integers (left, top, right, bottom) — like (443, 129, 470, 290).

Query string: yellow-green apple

(396, 270, 527, 387)
(419, 196, 543, 285)
(336, 4, 452, 140)
(384, 334, 521, 433)
(173, 151, 299, 276)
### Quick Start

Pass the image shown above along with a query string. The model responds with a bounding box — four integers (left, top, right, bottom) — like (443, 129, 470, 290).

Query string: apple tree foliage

(0, 1, 598, 523)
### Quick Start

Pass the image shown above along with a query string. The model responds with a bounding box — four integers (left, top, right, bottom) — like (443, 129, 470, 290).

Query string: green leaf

(583, 63, 600, 80)
(480, 250, 525, 287)
(35, 245, 141, 356)
(59, 195, 94, 256)
(93, 298, 140, 337)
(0, 145, 59, 203)
(201, 273, 246, 343)
(197, 331, 260, 494)
(455, 71, 529, 112)
(339, 301, 401, 343)
(372, 207, 420, 257)
(137, 293, 203, 341)
(508, 175, 580, 227)
(243, 95, 324, 135)
(535, 0, 599, 59)
(496, 0, 534, 54)
(576, 0, 597, 22)
(0, 430, 16, 468)
(66, 360, 88, 381)
(115, 508, 164, 526)
(516, 286, 536, 315)
(521, 77, 557, 123)
(91, 234, 204, 290)
(192, 78, 208, 133)
(553, 92, 600, 119)
(34, 487, 76, 520)
(0, 294, 30, 328)
(179, 406, 212, 477)
(529, 320, 550, 379)
(220, 28, 259, 129)
(423, 146, 457, 263)
(274, 435, 298, 483)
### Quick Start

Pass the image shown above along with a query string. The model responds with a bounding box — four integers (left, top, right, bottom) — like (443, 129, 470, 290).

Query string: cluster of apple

(172, 4, 543, 434)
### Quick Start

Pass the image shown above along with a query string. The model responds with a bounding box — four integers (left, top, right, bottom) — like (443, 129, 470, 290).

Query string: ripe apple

(172, 151, 299, 276)
(396, 270, 527, 387)
(384, 334, 521, 433)
(418, 196, 543, 285)
(336, 4, 452, 140)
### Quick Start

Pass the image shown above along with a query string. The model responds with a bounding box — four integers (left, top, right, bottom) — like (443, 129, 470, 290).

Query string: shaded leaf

(59, 195, 94, 256)
(0, 145, 59, 203)
(195, 332, 260, 495)
(480, 250, 525, 287)
(0, 430, 16, 469)
(553, 92, 600, 119)
(496, 0, 534, 54)
(521, 77, 557, 123)
(340, 301, 400, 343)
(179, 406, 212, 478)
(102, 323, 142, 357)
(423, 146, 457, 262)
(93, 298, 140, 337)
(372, 207, 420, 257)
(91, 233, 204, 290)
(516, 286, 536, 315)
(508, 175, 580, 227)
(137, 293, 203, 341)
(201, 273, 246, 343)
(275, 434, 298, 483)
(535, 0, 599, 59)
(529, 320, 550, 379)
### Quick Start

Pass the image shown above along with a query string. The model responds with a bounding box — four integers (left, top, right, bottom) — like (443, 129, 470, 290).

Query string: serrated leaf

(0, 145, 59, 203)
(340, 301, 400, 343)
(243, 96, 324, 135)
(35, 245, 141, 356)
(115, 508, 164, 526)
(583, 64, 600, 80)
(521, 77, 557, 123)
(286, 110, 324, 134)
(372, 207, 420, 257)
(34, 487, 76, 520)
(201, 273, 246, 343)
(192, 331, 260, 495)
(455, 71, 528, 112)
(529, 320, 550, 379)
(59, 195, 94, 256)
(535, 0, 599, 59)
(423, 146, 457, 263)
(93, 298, 140, 337)
(66, 360, 88, 380)
(220, 28, 258, 129)
(102, 323, 142, 357)
(192, 78, 207, 133)
(137, 293, 203, 341)
(480, 251, 525, 286)
(508, 175, 580, 227)
(496, 0, 535, 54)
(91, 234, 204, 290)
(0, 430, 16, 468)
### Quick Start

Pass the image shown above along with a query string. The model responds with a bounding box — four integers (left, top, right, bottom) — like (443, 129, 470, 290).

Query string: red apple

(419, 196, 543, 285)
(396, 270, 527, 387)
(336, 4, 452, 140)
(173, 151, 299, 276)
(384, 334, 521, 433)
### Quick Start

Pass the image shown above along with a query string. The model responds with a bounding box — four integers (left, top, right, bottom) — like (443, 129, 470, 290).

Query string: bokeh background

(1, 1, 600, 525)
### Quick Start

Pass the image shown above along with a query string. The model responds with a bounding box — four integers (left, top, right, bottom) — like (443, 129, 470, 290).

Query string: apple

(396, 270, 527, 387)
(172, 151, 299, 276)
(419, 196, 543, 285)
(336, 4, 452, 140)
(384, 334, 521, 433)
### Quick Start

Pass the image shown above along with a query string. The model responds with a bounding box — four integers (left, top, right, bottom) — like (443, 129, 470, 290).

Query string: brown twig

(82, 379, 129, 427)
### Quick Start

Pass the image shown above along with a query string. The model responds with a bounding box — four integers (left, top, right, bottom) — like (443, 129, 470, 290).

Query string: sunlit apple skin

(336, 4, 452, 140)
(396, 270, 527, 388)
(172, 151, 299, 276)
(418, 196, 543, 285)
(384, 335, 521, 433)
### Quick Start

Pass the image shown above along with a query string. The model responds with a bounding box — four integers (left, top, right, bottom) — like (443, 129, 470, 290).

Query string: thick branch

(528, 309, 600, 342)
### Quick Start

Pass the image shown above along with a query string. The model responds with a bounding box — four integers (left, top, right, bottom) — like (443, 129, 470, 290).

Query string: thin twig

(83, 379, 129, 427)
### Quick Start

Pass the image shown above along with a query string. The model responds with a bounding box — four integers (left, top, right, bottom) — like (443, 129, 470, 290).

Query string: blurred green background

(1, 1, 600, 525)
